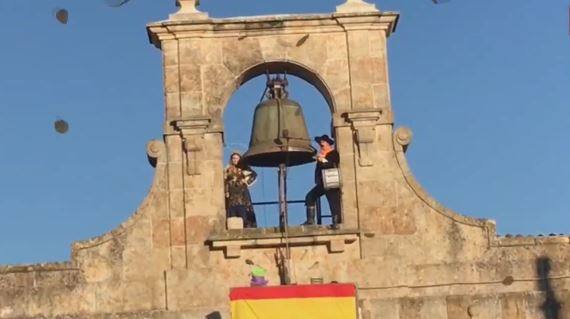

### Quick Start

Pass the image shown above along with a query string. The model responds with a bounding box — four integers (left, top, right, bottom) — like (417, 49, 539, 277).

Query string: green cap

(251, 265, 267, 277)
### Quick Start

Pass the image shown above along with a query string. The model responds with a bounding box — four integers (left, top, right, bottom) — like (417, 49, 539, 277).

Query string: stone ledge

(207, 226, 359, 258)
(495, 235, 570, 247)
(0, 262, 78, 274)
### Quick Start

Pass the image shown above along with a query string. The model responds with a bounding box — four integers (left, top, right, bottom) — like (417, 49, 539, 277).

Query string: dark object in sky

(55, 9, 68, 24)
(54, 119, 69, 134)
(104, 0, 132, 7)
(432, 0, 451, 3)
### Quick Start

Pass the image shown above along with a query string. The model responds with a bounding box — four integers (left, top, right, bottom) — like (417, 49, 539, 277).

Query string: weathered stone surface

(152, 219, 170, 249)
(179, 64, 201, 92)
(164, 92, 181, 119)
(179, 91, 202, 116)
(368, 298, 399, 319)
(222, 38, 262, 76)
(501, 293, 528, 319)
(399, 298, 424, 319)
(162, 40, 179, 67)
(185, 216, 215, 243)
(201, 64, 235, 115)
(163, 65, 180, 94)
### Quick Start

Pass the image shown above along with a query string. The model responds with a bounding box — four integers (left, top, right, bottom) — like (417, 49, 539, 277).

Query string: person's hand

(317, 156, 328, 163)
(225, 192, 229, 198)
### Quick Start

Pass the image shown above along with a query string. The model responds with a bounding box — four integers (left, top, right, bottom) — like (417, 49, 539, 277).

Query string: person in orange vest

(303, 135, 341, 229)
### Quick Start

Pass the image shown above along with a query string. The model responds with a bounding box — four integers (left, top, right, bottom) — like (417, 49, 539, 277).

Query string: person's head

(319, 139, 331, 149)
(230, 152, 241, 166)
(314, 135, 335, 150)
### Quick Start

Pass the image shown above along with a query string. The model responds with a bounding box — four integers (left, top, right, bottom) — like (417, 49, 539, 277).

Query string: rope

(260, 168, 268, 227)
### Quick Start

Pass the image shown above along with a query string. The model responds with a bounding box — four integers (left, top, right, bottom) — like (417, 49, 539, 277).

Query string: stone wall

(2, 6, 569, 319)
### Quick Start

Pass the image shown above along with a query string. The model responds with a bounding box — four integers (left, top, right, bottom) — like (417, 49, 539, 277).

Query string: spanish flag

(230, 283, 357, 319)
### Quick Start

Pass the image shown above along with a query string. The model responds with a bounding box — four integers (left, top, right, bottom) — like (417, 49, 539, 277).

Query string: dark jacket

(314, 150, 340, 185)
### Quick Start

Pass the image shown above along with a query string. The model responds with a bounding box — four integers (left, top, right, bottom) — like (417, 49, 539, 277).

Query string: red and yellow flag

(230, 283, 357, 319)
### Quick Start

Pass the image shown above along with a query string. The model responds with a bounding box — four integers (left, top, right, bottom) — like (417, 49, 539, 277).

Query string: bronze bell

(243, 75, 316, 167)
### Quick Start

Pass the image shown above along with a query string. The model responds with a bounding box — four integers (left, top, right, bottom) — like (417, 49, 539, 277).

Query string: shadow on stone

(206, 311, 222, 319)
(537, 256, 561, 319)
(275, 248, 290, 285)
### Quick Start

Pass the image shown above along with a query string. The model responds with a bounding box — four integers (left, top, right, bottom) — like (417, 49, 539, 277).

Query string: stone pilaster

(172, 117, 211, 176)
(344, 109, 392, 166)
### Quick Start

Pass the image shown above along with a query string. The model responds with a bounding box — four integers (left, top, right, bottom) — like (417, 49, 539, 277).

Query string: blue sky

(0, 0, 568, 264)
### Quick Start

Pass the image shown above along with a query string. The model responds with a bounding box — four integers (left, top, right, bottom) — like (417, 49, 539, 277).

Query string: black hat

(314, 134, 335, 146)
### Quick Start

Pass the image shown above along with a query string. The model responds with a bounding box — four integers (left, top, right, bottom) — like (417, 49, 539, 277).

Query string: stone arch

(217, 60, 335, 227)
(222, 60, 337, 115)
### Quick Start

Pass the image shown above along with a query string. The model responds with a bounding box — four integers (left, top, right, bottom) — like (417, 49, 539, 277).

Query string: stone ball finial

(170, 0, 208, 20)
(336, 0, 379, 13)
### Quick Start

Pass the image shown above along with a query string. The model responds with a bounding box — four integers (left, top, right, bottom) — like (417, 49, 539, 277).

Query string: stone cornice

(334, 108, 392, 128)
(172, 116, 212, 135)
(147, 11, 398, 48)
(344, 109, 382, 124)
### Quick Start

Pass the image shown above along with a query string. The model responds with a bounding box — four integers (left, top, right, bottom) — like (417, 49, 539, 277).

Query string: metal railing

(252, 199, 332, 225)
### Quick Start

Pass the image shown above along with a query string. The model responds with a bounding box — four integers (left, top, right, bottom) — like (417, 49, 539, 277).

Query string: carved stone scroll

(146, 140, 165, 168)
(344, 110, 382, 167)
(173, 117, 211, 175)
(394, 126, 413, 153)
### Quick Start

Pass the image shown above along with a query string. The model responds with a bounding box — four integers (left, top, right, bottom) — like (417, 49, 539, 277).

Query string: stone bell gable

(1, 1, 569, 318)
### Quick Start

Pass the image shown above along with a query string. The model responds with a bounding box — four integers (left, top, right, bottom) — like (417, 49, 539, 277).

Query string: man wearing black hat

(303, 134, 341, 228)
